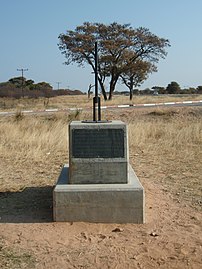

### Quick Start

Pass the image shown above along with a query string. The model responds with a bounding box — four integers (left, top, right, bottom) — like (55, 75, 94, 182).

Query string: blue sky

(0, 0, 202, 91)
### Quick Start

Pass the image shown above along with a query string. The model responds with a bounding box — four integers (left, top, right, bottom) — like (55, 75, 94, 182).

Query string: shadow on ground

(0, 186, 53, 223)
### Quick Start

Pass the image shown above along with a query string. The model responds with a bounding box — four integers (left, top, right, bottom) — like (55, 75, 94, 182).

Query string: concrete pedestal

(69, 121, 129, 184)
(53, 164, 145, 223)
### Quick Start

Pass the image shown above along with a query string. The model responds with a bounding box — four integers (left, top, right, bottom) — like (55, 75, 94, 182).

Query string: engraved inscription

(72, 129, 124, 158)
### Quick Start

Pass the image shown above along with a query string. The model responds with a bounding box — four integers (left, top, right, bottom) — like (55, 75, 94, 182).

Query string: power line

(17, 68, 28, 79)
(55, 82, 61, 90)
(17, 68, 28, 97)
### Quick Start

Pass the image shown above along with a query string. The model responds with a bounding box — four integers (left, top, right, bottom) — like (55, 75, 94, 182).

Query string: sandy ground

(0, 156, 201, 269)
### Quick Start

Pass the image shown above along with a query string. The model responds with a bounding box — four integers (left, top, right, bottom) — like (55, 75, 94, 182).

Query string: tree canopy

(58, 22, 170, 99)
(166, 81, 181, 94)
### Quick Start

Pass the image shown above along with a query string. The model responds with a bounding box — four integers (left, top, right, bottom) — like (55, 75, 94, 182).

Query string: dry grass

(0, 237, 35, 269)
(129, 110, 201, 153)
(0, 109, 84, 161)
(0, 102, 201, 208)
(0, 94, 201, 111)
(0, 107, 201, 161)
(0, 115, 67, 160)
(128, 107, 202, 210)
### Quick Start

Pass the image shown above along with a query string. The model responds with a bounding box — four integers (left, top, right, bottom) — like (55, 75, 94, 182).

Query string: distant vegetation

(151, 82, 202, 95)
(115, 82, 202, 96)
(0, 77, 201, 100)
(0, 76, 84, 98)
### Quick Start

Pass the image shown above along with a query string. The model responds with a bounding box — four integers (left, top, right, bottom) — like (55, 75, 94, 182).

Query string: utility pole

(56, 82, 61, 90)
(17, 68, 28, 97)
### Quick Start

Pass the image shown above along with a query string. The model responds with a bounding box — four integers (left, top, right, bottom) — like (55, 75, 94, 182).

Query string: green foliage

(25, 79, 35, 87)
(9, 77, 25, 88)
(166, 81, 181, 94)
(197, 86, 202, 94)
(182, 87, 197, 94)
(7, 77, 52, 92)
(152, 86, 166, 94)
(141, 88, 152, 95)
(30, 82, 52, 91)
(0, 78, 53, 98)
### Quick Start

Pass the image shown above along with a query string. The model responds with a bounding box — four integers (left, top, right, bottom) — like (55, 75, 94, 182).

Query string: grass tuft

(0, 237, 36, 269)
(14, 110, 24, 121)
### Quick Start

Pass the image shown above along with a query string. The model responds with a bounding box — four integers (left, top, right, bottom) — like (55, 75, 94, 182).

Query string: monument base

(53, 164, 145, 223)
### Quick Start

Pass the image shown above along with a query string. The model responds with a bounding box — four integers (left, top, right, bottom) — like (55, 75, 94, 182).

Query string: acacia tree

(120, 59, 157, 100)
(58, 22, 170, 100)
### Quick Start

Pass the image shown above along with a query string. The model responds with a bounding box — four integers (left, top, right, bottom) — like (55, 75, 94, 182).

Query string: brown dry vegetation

(0, 94, 201, 111)
(0, 96, 201, 268)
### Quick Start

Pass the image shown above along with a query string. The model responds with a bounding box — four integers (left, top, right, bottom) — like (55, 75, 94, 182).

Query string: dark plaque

(72, 128, 124, 158)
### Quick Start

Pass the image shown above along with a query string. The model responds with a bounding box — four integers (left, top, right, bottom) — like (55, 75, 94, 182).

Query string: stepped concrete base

(53, 164, 145, 223)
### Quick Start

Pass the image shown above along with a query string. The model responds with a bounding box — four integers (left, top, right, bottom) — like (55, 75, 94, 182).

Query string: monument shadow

(0, 186, 53, 223)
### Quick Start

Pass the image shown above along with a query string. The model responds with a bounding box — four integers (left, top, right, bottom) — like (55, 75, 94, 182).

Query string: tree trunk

(98, 77, 107, 100)
(129, 78, 133, 100)
(108, 74, 119, 100)
(100, 83, 107, 100)
(130, 88, 133, 100)
(108, 82, 116, 100)
(108, 90, 113, 100)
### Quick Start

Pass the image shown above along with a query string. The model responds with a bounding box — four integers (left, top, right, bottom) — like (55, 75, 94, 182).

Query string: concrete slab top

(70, 120, 126, 128)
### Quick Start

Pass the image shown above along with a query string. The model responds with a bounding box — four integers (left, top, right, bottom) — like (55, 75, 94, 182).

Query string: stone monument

(53, 42, 145, 223)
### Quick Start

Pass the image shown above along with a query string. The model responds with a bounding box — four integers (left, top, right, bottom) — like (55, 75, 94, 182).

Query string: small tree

(182, 87, 197, 94)
(121, 59, 157, 100)
(9, 77, 25, 88)
(141, 88, 152, 95)
(152, 86, 166, 94)
(197, 86, 202, 94)
(166, 81, 181, 94)
(25, 79, 35, 88)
